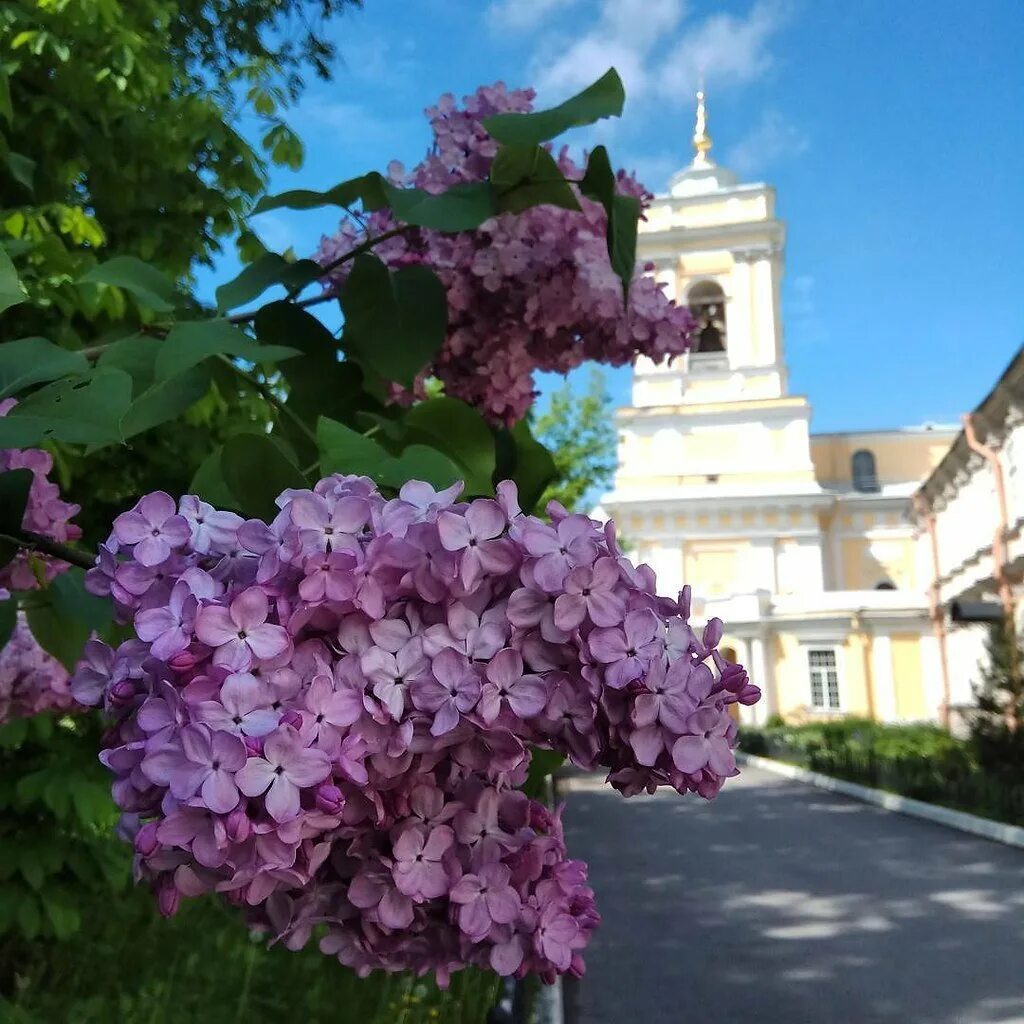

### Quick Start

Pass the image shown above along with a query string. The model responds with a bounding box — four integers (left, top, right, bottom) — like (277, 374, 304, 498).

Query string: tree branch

(0, 531, 95, 571)
(216, 355, 318, 449)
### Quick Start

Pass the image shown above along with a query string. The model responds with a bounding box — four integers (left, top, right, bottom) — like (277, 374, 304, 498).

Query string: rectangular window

(808, 648, 841, 710)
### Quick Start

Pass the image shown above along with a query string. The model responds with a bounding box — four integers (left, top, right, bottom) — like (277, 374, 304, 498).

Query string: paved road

(561, 764, 1024, 1024)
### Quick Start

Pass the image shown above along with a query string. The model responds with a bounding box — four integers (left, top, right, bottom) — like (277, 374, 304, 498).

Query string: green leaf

(215, 254, 323, 312)
(19, 856, 44, 891)
(17, 893, 40, 939)
(0, 598, 16, 649)
(50, 569, 111, 633)
(491, 145, 580, 215)
(155, 319, 297, 380)
(69, 777, 113, 827)
(382, 180, 496, 232)
(317, 416, 390, 479)
(340, 255, 447, 387)
(0, 468, 33, 539)
(26, 602, 89, 671)
(79, 256, 179, 312)
(6, 151, 34, 192)
(523, 746, 566, 798)
(580, 146, 639, 295)
(403, 397, 496, 495)
(255, 302, 366, 449)
(0, 71, 11, 122)
(188, 446, 239, 510)
(221, 432, 307, 520)
(507, 419, 558, 514)
(42, 892, 80, 939)
(120, 365, 212, 439)
(377, 445, 465, 491)
(97, 333, 160, 393)
(483, 68, 625, 146)
(0, 369, 132, 447)
(0, 247, 27, 314)
(0, 336, 89, 399)
(253, 173, 389, 215)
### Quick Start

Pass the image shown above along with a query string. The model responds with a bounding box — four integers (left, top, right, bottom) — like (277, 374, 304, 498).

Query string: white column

(727, 256, 753, 366)
(749, 538, 778, 592)
(919, 633, 943, 723)
(752, 256, 778, 366)
(749, 634, 772, 724)
(871, 633, 897, 723)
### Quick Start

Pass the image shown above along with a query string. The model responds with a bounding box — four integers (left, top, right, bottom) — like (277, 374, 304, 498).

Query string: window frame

(806, 646, 843, 712)
(851, 448, 880, 493)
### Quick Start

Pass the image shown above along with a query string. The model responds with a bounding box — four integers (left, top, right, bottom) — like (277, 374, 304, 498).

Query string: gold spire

(691, 87, 714, 168)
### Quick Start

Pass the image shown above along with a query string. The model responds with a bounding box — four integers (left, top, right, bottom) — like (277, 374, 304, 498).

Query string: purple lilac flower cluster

(0, 613, 73, 722)
(0, 398, 82, 591)
(318, 83, 694, 425)
(72, 476, 758, 982)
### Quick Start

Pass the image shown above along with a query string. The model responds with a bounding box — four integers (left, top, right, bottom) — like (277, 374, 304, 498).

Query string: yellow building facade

(600, 95, 958, 726)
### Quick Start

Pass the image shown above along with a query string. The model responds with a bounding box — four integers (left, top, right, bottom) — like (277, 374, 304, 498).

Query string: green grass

(0, 880, 500, 1024)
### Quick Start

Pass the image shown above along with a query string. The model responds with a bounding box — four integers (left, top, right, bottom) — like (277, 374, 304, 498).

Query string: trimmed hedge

(738, 719, 1024, 826)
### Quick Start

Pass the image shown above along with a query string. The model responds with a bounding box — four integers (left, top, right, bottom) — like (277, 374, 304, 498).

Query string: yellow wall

(839, 536, 918, 589)
(810, 433, 953, 487)
(683, 539, 749, 598)
(773, 632, 874, 721)
(890, 633, 928, 720)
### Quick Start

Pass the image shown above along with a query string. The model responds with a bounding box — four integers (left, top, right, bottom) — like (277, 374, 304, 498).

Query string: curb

(737, 752, 1024, 850)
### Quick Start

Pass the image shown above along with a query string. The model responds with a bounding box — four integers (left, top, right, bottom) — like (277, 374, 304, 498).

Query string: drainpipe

(961, 413, 1018, 730)
(912, 492, 952, 730)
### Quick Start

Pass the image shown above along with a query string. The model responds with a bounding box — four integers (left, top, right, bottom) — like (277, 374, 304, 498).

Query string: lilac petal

(378, 889, 414, 929)
(430, 701, 460, 737)
(132, 535, 171, 567)
(195, 605, 238, 647)
(245, 623, 290, 661)
(508, 677, 547, 719)
(672, 735, 709, 774)
(202, 770, 240, 814)
(588, 627, 625, 663)
(112, 509, 152, 545)
(458, 898, 491, 939)
(235, 758, 275, 797)
(552, 593, 586, 631)
(135, 607, 178, 642)
(465, 499, 505, 540)
(630, 725, 664, 767)
(587, 591, 625, 627)
(486, 887, 520, 925)
(485, 648, 522, 688)
(231, 588, 269, 631)
(437, 511, 472, 551)
(265, 775, 300, 822)
(285, 748, 331, 788)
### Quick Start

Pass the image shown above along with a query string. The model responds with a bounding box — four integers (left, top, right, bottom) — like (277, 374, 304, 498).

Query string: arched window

(875, 580, 896, 591)
(687, 280, 727, 353)
(851, 449, 879, 493)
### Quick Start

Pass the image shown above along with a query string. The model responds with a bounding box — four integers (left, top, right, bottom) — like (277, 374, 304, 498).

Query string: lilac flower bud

(109, 679, 136, 707)
(243, 735, 263, 758)
(279, 708, 303, 730)
(134, 821, 161, 857)
(168, 649, 198, 674)
(226, 806, 251, 843)
(315, 783, 344, 816)
(702, 617, 724, 650)
(157, 883, 180, 918)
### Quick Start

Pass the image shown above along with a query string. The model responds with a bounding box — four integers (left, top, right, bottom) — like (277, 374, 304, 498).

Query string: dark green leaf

(580, 145, 641, 296)
(96, 333, 160, 393)
(483, 68, 625, 146)
(17, 893, 40, 939)
(26, 603, 89, 672)
(79, 256, 178, 312)
(0, 247, 27, 315)
(215, 254, 323, 312)
(0, 369, 132, 447)
(253, 173, 389, 215)
(188, 446, 239, 510)
(508, 419, 558, 513)
(491, 145, 580, 214)
(69, 777, 114, 827)
(523, 746, 566, 798)
(317, 416, 391, 480)
(377, 445, 465, 491)
(6, 151, 34, 192)
(0, 336, 89, 399)
(403, 397, 496, 495)
(340, 255, 447, 387)
(120, 364, 212, 439)
(42, 892, 80, 939)
(0, 598, 16, 649)
(382, 180, 496, 232)
(221, 432, 307, 520)
(0, 468, 33, 539)
(50, 569, 112, 633)
(155, 319, 297, 380)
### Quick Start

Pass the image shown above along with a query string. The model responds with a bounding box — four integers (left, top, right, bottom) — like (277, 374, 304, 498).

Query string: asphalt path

(561, 763, 1024, 1024)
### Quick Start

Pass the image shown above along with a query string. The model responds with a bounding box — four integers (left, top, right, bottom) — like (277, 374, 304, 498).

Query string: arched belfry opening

(687, 280, 728, 353)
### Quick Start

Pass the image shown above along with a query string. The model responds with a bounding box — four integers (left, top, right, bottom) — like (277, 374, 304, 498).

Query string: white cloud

(533, 0, 687, 101)
(530, 0, 790, 106)
(726, 108, 808, 175)
(660, 0, 792, 95)
(487, 0, 579, 31)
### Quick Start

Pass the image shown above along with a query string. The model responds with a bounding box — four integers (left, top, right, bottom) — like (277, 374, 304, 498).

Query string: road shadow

(561, 765, 1024, 1024)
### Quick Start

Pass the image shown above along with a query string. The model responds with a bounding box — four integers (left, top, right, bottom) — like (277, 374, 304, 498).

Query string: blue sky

(222, 0, 1024, 432)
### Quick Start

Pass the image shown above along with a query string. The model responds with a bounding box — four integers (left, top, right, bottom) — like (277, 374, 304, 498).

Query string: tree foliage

(969, 620, 1024, 780)
(534, 369, 618, 512)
